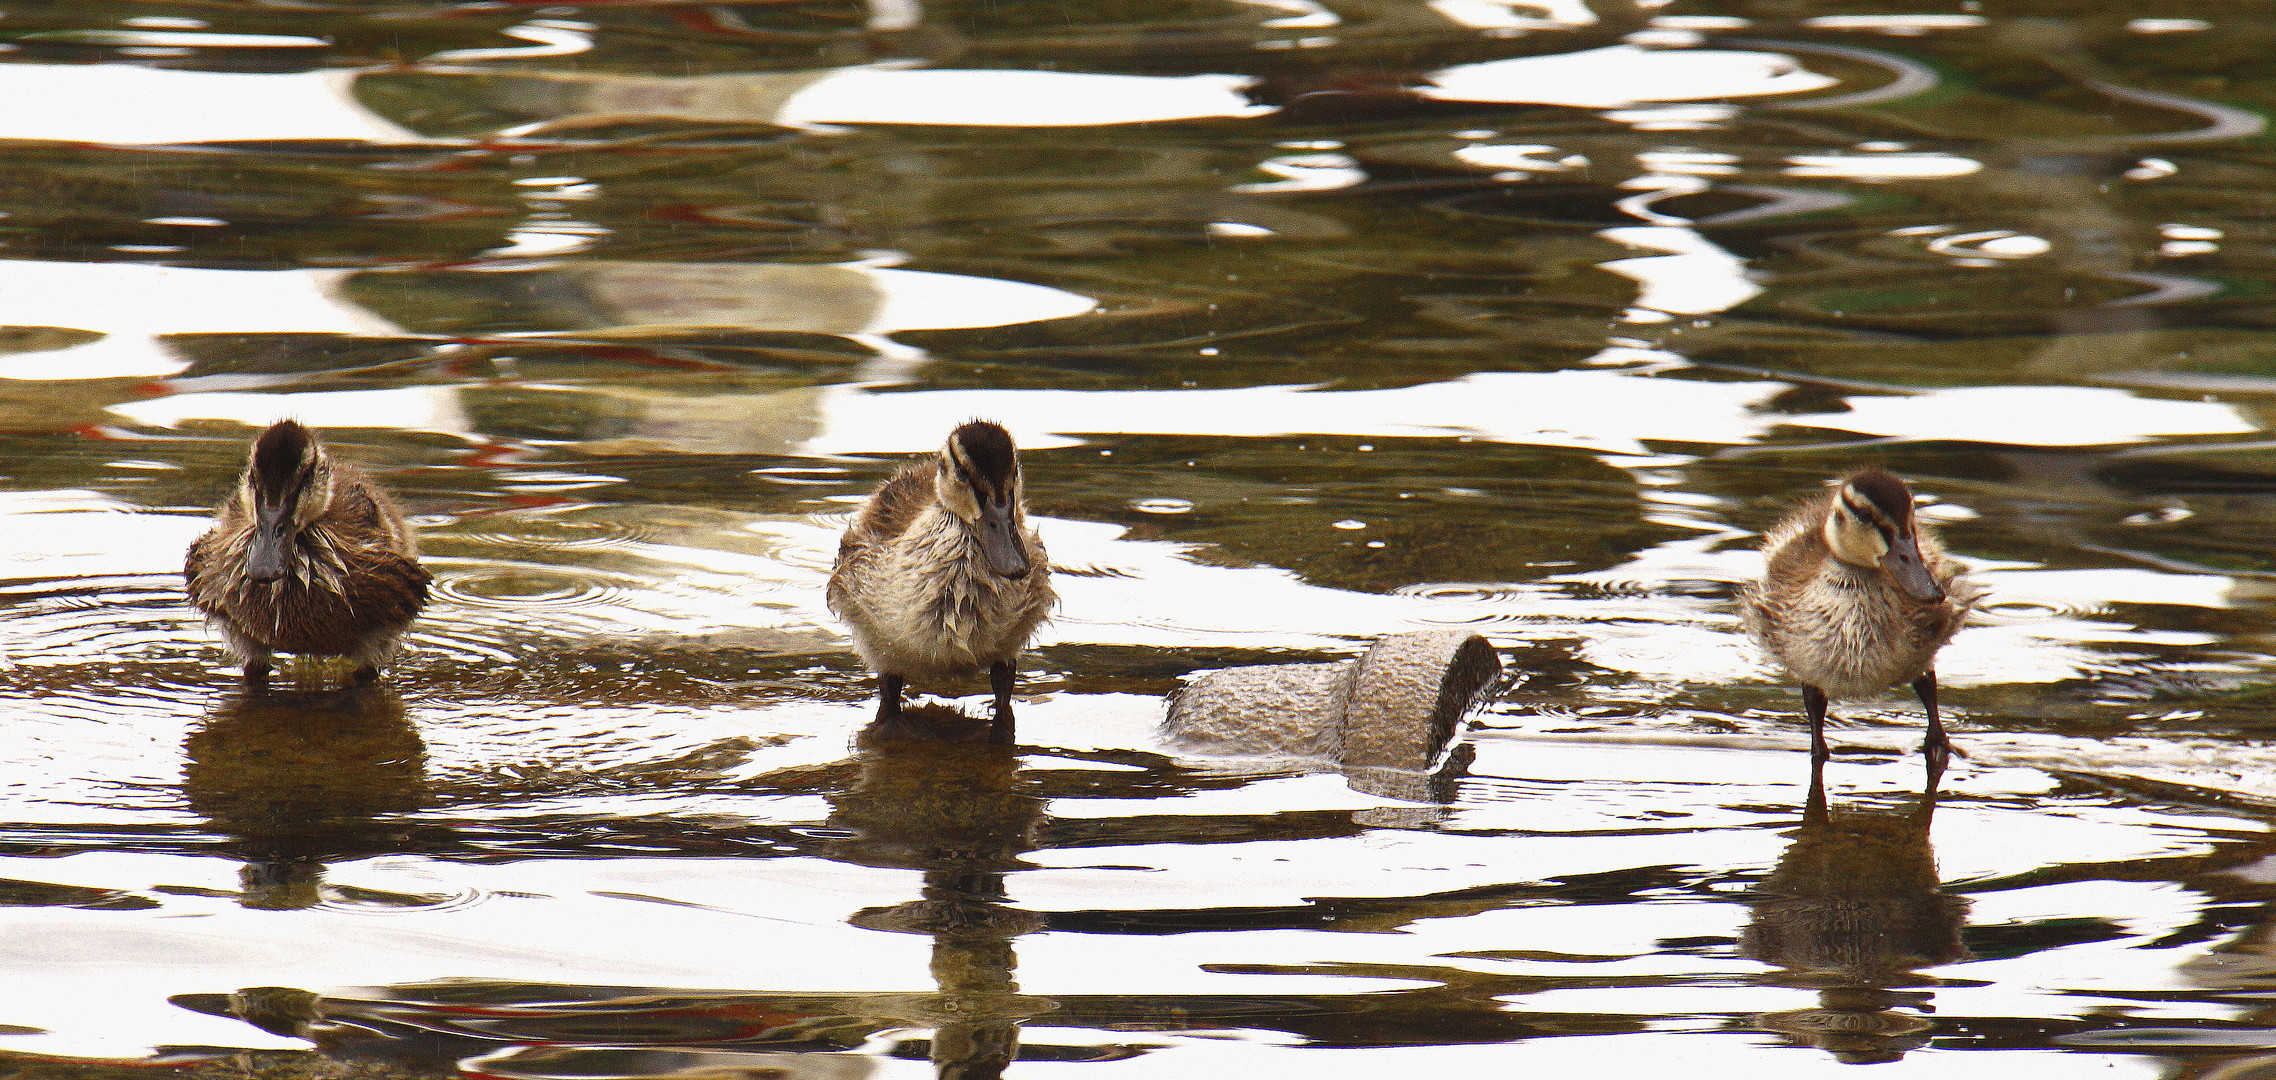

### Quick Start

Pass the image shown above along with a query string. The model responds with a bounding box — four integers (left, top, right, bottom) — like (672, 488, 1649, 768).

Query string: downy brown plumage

(829, 420, 1055, 728)
(1741, 468, 1977, 779)
(185, 420, 431, 683)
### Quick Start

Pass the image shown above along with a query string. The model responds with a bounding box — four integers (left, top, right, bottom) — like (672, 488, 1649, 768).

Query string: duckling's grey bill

(977, 500, 1031, 579)
(246, 504, 294, 584)
(1883, 531, 1943, 603)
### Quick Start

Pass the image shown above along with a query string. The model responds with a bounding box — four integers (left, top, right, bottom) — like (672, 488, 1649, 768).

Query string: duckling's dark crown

(1841, 467, 1915, 521)
(950, 420, 1019, 481)
(251, 420, 315, 492)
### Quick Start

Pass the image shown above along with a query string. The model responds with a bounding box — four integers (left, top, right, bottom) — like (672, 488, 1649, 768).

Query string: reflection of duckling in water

(828, 421, 1055, 731)
(829, 705, 1043, 877)
(1741, 468, 1977, 781)
(828, 706, 1050, 1080)
(183, 685, 426, 910)
(1740, 777, 1970, 1065)
(185, 420, 432, 684)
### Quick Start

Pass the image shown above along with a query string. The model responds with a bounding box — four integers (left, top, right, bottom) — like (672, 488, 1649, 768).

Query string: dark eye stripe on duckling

(1841, 468, 1916, 528)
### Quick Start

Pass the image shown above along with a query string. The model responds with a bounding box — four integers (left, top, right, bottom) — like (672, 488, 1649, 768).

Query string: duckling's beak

(246, 501, 293, 584)
(975, 500, 1031, 579)
(1882, 531, 1943, 603)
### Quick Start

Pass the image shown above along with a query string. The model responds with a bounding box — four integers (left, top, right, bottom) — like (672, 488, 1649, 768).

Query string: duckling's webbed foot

(875, 673, 905, 721)
(1801, 685, 1829, 767)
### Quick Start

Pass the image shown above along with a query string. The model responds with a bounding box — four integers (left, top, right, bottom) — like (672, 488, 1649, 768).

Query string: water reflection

(1740, 772, 1968, 1065)
(835, 708, 1049, 1079)
(182, 686, 426, 910)
(0, 259, 1093, 382)
(6, 0, 2276, 1074)
(0, 41, 1848, 146)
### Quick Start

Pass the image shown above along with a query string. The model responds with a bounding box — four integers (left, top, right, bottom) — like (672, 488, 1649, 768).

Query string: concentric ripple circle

(431, 562, 635, 611)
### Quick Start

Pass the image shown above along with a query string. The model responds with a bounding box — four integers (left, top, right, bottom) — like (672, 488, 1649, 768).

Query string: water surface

(5, 0, 2276, 1076)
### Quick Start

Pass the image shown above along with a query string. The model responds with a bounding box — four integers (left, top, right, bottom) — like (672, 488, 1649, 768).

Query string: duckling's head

(239, 420, 335, 584)
(934, 420, 1031, 579)
(1822, 468, 1942, 602)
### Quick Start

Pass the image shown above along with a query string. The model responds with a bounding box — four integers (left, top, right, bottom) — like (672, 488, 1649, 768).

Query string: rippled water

(10, 0, 2276, 1076)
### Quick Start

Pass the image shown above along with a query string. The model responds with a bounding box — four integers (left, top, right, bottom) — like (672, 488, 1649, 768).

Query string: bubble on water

(2123, 506, 2194, 525)
(1927, 230, 2051, 260)
(1130, 497, 1194, 514)
(1332, 519, 1366, 530)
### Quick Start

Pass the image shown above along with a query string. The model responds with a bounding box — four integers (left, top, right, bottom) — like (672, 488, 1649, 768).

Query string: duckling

(829, 420, 1054, 727)
(1741, 468, 1976, 777)
(185, 420, 431, 684)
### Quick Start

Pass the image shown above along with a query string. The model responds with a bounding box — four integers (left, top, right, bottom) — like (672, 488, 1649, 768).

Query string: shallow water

(8, 0, 2276, 1077)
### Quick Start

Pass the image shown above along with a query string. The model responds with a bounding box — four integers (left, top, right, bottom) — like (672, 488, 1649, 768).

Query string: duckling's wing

(855, 460, 938, 543)
(183, 529, 229, 601)
(349, 548, 431, 619)
(830, 461, 937, 615)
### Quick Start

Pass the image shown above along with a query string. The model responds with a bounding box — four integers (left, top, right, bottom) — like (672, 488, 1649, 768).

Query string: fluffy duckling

(829, 421, 1054, 726)
(1741, 468, 1976, 776)
(185, 420, 431, 684)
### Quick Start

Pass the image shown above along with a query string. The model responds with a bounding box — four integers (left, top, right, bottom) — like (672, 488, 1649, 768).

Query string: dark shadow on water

(1740, 767, 1971, 1064)
(183, 684, 427, 910)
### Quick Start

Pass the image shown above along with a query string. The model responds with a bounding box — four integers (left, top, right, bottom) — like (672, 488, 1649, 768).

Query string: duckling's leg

(876, 673, 904, 720)
(350, 636, 400, 685)
(1802, 685, 1829, 767)
(1912, 673, 1950, 785)
(219, 624, 272, 683)
(988, 661, 1016, 744)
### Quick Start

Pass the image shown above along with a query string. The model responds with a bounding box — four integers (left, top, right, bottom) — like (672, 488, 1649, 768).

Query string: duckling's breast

(830, 514, 1053, 686)
(1749, 577, 1956, 698)
(190, 546, 428, 656)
